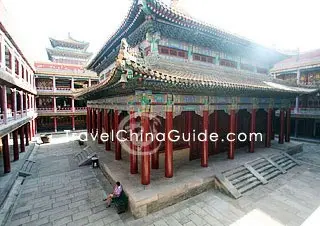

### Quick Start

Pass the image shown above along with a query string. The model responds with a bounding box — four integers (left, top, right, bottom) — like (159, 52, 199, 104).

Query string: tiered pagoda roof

(49, 35, 89, 50)
(272, 49, 320, 72)
(46, 34, 92, 64)
(87, 0, 285, 73)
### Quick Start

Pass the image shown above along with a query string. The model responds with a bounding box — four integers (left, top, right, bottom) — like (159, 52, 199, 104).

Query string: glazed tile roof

(49, 35, 89, 50)
(272, 49, 320, 72)
(77, 41, 316, 100)
(46, 48, 92, 60)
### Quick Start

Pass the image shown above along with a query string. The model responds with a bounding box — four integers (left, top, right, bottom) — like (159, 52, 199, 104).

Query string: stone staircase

(74, 146, 97, 167)
(214, 152, 300, 199)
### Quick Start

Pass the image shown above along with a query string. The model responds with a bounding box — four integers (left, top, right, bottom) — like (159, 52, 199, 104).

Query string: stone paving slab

(4, 135, 320, 226)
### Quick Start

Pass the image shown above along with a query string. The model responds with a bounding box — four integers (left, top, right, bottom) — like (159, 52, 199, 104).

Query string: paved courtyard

(4, 135, 320, 226)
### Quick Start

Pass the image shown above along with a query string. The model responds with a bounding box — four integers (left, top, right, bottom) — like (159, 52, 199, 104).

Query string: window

(220, 59, 237, 68)
(5, 46, 12, 69)
(193, 53, 214, 64)
(158, 46, 187, 59)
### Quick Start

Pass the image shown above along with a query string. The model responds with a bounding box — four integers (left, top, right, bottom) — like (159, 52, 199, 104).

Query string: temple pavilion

(78, 0, 314, 185)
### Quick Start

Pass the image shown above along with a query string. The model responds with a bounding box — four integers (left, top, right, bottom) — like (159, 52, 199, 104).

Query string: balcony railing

(57, 107, 72, 112)
(292, 108, 320, 115)
(75, 107, 86, 112)
(0, 109, 35, 125)
(36, 87, 53, 91)
(37, 107, 54, 112)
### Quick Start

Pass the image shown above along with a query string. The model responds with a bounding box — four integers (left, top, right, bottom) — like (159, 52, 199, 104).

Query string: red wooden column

(92, 109, 97, 135)
(165, 109, 173, 178)
(279, 109, 285, 144)
(285, 108, 291, 142)
(11, 89, 16, 120)
(1, 85, 7, 123)
(185, 111, 192, 147)
(104, 110, 111, 151)
(114, 110, 121, 160)
(25, 124, 29, 146)
(151, 116, 159, 169)
(214, 110, 219, 153)
(35, 118, 37, 135)
(266, 108, 272, 148)
(271, 109, 275, 140)
(2, 135, 11, 173)
(249, 109, 256, 153)
(97, 110, 102, 144)
(141, 111, 150, 184)
(201, 110, 209, 167)
(19, 126, 25, 152)
(13, 129, 19, 161)
(53, 117, 57, 133)
(72, 116, 75, 131)
(130, 110, 138, 174)
(228, 109, 236, 159)
(28, 122, 32, 140)
(86, 107, 90, 133)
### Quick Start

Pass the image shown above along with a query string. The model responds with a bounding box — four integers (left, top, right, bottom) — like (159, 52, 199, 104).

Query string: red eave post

(141, 111, 150, 185)
(214, 110, 219, 153)
(279, 109, 285, 144)
(249, 109, 256, 153)
(19, 126, 25, 152)
(130, 110, 138, 174)
(266, 108, 272, 148)
(97, 110, 102, 144)
(285, 108, 291, 142)
(114, 110, 121, 160)
(2, 135, 11, 173)
(25, 123, 29, 146)
(151, 116, 159, 170)
(228, 109, 236, 159)
(13, 129, 19, 161)
(201, 110, 209, 167)
(53, 117, 57, 133)
(104, 109, 110, 151)
(72, 115, 75, 131)
(1, 85, 7, 124)
(92, 109, 96, 135)
(165, 108, 173, 178)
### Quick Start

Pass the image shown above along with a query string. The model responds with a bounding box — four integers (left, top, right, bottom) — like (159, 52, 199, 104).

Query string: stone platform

(85, 138, 303, 218)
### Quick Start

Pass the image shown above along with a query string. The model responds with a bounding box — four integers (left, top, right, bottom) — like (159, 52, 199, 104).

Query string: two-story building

(0, 1, 37, 174)
(271, 49, 320, 139)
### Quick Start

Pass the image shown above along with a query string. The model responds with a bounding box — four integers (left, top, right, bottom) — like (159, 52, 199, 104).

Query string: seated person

(103, 181, 122, 207)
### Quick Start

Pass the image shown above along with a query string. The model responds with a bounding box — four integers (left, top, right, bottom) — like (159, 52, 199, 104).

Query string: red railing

(36, 86, 53, 91)
(75, 107, 86, 112)
(57, 107, 71, 112)
(37, 107, 54, 112)
(0, 109, 34, 125)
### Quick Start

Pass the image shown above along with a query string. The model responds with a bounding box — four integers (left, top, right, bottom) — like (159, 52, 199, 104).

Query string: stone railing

(292, 108, 320, 115)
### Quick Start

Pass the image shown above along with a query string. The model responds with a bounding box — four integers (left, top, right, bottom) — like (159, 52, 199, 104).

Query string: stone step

(272, 155, 287, 163)
(234, 176, 259, 189)
(225, 168, 250, 181)
(283, 162, 297, 170)
(279, 160, 295, 169)
(238, 180, 261, 194)
(264, 169, 282, 181)
(260, 166, 278, 177)
(256, 164, 274, 173)
(223, 166, 247, 177)
(251, 159, 270, 169)
(275, 157, 291, 165)
(230, 172, 255, 185)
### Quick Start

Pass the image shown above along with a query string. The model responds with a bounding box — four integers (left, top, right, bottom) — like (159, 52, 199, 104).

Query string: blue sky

(2, 0, 320, 64)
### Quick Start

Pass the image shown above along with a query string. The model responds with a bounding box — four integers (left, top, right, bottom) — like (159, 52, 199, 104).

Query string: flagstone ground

(4, 134, 320, 226)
